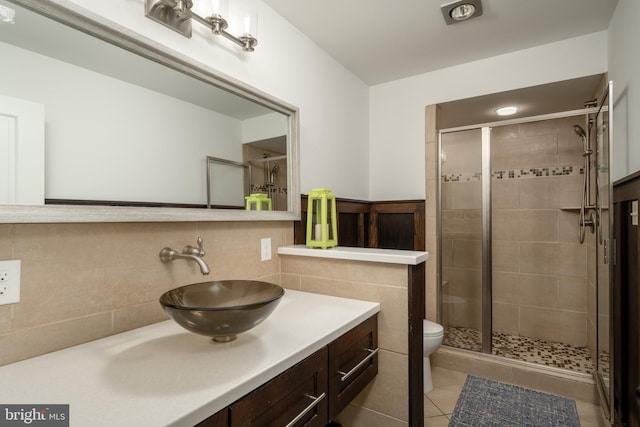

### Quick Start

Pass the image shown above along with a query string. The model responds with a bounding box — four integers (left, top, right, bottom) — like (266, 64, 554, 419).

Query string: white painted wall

(61, 0, 370, 200)
(369, 31, 608, 200)
(608, 0, 640, 181)
(242, 113, 288, 143)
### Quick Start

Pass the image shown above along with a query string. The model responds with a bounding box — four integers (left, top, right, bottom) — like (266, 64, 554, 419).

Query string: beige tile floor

(425, 366, 608, 427)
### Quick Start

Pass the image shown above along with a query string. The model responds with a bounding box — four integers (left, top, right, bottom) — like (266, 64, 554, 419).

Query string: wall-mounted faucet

(159, 236, 210, 275)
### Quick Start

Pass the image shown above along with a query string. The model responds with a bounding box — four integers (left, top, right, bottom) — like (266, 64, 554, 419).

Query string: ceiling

(437, 74, 606, 128)
(264, 0, 618, 86)
(264, 0, 617, 127)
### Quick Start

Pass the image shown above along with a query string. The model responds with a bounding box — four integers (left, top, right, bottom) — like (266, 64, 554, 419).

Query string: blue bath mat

(449, 376, 580, 427)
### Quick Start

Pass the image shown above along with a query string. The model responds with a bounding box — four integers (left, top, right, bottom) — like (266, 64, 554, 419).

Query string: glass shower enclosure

(438, 100, 613, 401)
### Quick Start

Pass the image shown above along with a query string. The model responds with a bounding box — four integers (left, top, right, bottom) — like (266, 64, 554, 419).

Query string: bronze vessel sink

(160, 280, 284, 342)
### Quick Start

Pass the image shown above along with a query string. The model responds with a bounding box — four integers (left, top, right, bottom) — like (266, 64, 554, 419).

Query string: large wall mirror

(0, 0, 299, 222)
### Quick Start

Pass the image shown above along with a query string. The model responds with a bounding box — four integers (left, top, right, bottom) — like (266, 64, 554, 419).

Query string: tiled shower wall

(441, 116, 589, 347)
(243, 144, 288, 211)
(0, 221, 291, 366)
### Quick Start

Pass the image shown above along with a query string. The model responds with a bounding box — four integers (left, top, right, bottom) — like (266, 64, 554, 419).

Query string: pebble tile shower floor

(443, 327, 604, 375)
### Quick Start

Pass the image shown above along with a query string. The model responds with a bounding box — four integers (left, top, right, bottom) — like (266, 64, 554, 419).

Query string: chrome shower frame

(592, 81, 614, 423)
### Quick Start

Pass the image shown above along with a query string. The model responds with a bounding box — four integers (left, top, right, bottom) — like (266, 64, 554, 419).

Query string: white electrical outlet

(0, 259, 21, 305)
(261, 238, 272, 261)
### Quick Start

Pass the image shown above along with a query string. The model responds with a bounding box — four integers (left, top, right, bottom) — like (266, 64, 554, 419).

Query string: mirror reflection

(0, 0, 292, 213)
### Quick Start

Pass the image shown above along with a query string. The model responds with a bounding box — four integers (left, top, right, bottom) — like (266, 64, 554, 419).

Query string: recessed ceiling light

(451, 4, 476, 21)
(495, 106, 519, 116)
(441, 0, 483, 25)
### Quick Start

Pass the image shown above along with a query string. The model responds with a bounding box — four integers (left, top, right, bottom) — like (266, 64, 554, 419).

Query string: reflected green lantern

(245, 193, 272, 210)
(306, 188, 337, 249)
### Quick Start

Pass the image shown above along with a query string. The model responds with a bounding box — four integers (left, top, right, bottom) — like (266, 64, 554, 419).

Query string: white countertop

(278, 245, 429, 265)
(0, 290, 379, 426)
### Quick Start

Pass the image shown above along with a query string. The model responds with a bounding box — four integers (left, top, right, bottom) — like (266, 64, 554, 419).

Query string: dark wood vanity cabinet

(328, 315, 378, 418)
(613, 172, 640, 427)
(196, 410, 228, 427)
(196, 315, 378, 427)
(230, 348, 328, 427)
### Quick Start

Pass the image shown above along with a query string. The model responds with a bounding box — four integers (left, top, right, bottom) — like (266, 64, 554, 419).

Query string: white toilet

(423, 319, 444, 393)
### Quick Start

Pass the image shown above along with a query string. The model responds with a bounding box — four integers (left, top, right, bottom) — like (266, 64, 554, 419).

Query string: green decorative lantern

(245, 193, 272, 211)
(306, 188, 338, 249)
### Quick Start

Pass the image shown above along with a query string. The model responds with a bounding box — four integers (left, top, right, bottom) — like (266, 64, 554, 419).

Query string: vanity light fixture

(495, 106, 519, 116)
(0, 4, 16, 24)
(441, 0, 483, 25)
(145, 0, 258, 52)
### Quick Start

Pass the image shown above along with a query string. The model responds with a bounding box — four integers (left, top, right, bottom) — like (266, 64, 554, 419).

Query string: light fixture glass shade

(211, 0, 228, 17)
(242, 12, 258, 38)
(196, 0, 227, 17)
(450, 4, 476, 21)
(0, 4, 16, 23)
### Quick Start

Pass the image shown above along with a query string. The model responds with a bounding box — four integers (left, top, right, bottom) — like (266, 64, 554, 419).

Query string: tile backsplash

(0, 221, 292, 366)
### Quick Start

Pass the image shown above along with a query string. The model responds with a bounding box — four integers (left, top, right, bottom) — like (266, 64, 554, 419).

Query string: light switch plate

(0, 259, 21, 305)
(261, 238, 272, 261)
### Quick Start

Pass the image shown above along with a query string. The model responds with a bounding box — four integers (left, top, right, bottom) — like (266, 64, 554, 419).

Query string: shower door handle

(604, 239, 616, 266)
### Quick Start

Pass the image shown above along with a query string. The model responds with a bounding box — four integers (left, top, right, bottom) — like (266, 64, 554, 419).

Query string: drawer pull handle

(338, 348, 379, 382)
(284, 392, 326, 427)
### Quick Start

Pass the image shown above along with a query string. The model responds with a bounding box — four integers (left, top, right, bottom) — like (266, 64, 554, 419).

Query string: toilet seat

(423, 319, 444, 337)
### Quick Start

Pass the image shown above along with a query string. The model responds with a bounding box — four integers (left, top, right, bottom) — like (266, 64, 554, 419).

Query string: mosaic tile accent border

(442, 165, 584, 183)
(443, 326, 597, 375)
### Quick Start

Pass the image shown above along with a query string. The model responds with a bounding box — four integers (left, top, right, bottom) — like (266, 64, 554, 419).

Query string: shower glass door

(439, 104, 613, 384)
(595, 82, 613, 417)
(439, 128, 491, 353)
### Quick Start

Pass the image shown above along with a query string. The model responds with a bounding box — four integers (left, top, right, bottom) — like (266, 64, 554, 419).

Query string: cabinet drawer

(328, 314, 378, 418)
(196, 408, 228, 427)
(229, 347, 328, 427)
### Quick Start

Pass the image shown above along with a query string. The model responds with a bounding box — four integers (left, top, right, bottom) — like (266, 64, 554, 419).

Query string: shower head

(573, 125, 587, 140)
